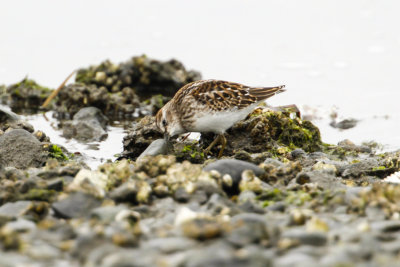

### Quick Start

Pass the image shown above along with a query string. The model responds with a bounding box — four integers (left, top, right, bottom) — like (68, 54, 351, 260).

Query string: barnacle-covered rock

(75, 55, 201, 99)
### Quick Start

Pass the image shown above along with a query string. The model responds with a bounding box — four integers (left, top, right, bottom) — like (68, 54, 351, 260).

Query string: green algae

(48, 144, 69, 161)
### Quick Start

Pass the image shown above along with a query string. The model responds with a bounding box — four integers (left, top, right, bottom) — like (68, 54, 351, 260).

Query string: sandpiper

(155, 79, 285, 157)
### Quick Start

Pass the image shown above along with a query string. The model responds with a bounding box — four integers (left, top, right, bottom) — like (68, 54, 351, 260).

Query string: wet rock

(52, 192, 102, 218)
(62, 107, 108, 141)
(203, 159, 264, 195)
(137, 138, 168, 160)
(340, 158, 381, 178)
(120, 116, 163, 160)
(0, 107, 19, 124)
(2, 78, 52, 112)
(0, 129, 48, 169)
(330, 118, 358, 130)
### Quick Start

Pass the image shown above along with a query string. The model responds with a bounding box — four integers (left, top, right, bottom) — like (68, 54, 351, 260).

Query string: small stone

(52, 192, 102, 219)
(306, 217, 329, 233)
(137, 139, 168, 160)
(109, 181, 138, 203)
(295, 172, 311, 185)
(282, 229, 327, 246)
(68, 169, 108, 198)
(181, 218, 223, 240)
(174, 187, 190, 203)
(204, 159, 264, 195)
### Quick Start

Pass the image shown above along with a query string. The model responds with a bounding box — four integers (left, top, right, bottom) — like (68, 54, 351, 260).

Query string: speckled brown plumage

(155, 79, 285, 157)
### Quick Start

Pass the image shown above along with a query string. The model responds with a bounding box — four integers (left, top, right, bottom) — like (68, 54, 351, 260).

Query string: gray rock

(52, 192, 102, 218)
(204, 159, 264, 194)
(62, 107, 108, 142)
(0, 201, 35, 220)
(3, 219, 36, 232)
(90, 205, 128, 223)
(73, 107, 109, 128)
(226, 213, 269, 246)
(330, 118, 358, 130)
(0, 129, 48, 169)
(0, 107, 19, 123)
(306, 171, 345, 190)
(137, 138, 168, 160)
(371, 221, 400, 233)
(290, 148, 307, 159)
(141, 237, 197, 253)
(109, 182, 138, 203)
(282, 229, 327, 246)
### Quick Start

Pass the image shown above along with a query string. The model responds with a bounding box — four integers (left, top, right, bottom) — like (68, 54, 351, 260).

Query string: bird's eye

(162, 119, 167, 126)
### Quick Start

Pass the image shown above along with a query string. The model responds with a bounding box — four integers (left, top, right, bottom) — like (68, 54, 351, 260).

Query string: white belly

(190, 105, 255, 134)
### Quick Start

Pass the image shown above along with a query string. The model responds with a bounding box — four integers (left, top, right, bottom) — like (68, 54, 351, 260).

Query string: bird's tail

(249, 85, 286, 100)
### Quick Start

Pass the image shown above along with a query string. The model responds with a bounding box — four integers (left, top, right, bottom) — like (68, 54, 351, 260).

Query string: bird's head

(155, 101, 185, 140)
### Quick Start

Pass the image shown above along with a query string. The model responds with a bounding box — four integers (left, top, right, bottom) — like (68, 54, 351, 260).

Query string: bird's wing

(177, 80, 285, 111)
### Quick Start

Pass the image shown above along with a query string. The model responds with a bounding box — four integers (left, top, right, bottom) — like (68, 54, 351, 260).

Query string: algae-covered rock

(200, 109, 322, 158)
(76, 55, 201, 99)
(2, 78, 52, 112)
(119, 116, 163, 160)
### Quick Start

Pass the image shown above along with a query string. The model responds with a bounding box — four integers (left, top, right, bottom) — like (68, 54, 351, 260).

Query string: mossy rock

(200, 109, 322, 157)
(5, 78, 52, 112)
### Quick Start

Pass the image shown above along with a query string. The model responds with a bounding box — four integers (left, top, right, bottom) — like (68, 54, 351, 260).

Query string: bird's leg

(204, 134, 221, 156)
(217, 134, 227, 158)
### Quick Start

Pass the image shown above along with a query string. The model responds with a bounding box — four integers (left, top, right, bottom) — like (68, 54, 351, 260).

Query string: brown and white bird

(155, 79, 285, 157)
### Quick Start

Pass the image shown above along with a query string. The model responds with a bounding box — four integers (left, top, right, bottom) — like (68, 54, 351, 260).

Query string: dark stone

(291, 148, 307, 159)
(109, 182, 138, 203)
(52, 192, 102, 219)
(0, 129, 48, 169)
(203, 159, 264, 195)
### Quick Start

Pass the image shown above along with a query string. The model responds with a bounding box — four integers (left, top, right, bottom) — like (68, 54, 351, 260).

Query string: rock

(90, 205, 128, 224)
(226, 213, 270, 246)
(62, 107, 108, 141)
(0, 129, 48, 169)
(330, 118, 358, 130)
(203, 159, 264, 195)
(76, 55, 201, 99)
(371, 221, 400, 233)
(3, 78, 52, 112)
(141, 237, 196, 253)
(200, 109, 322, 156)
(290, 148, 307, 159)
(109, 181, 138, 203)
(137, 138, 168, 160)
(282, 229, 327, 246)
(0, 107, 19, 123)
(181, 217, 223, 240)
(68, 169, 108, 197)
(119, 116, 163, 160)
(52, 192, 102, 218)
(0, 201, 48, 221)
(3, 219, 36, 232)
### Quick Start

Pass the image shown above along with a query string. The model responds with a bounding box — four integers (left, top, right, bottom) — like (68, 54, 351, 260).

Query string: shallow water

(1, 0, 399, 166)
